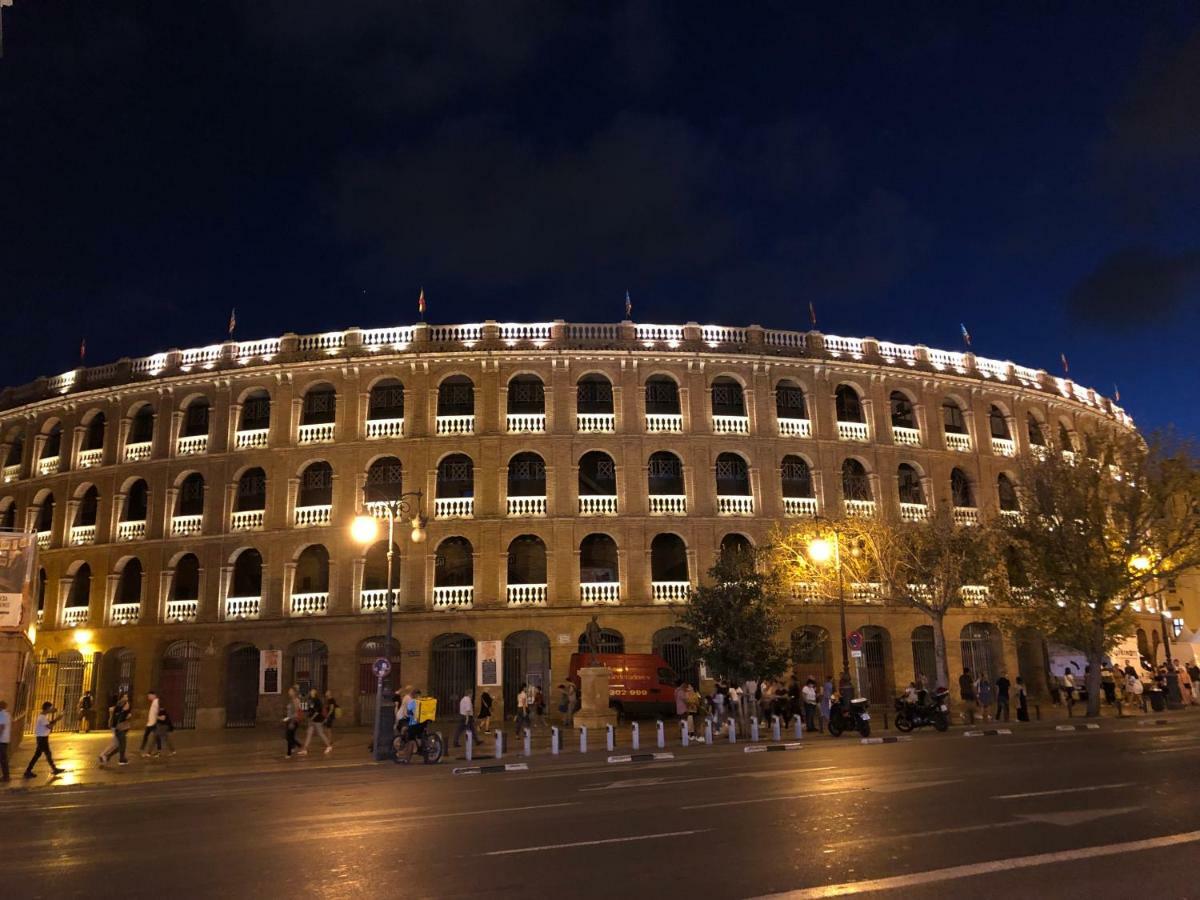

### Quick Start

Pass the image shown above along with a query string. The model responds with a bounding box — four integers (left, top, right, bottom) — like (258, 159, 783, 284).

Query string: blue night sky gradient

(1, 3, 1197, 434)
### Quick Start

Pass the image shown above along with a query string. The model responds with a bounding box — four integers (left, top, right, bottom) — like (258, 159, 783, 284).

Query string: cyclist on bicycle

(398, 688, 425, 764)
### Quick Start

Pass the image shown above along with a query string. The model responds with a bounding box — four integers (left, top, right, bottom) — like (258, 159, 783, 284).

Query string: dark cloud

(1106, 28, 1200, 166)
(1067, 246, 1200, 329)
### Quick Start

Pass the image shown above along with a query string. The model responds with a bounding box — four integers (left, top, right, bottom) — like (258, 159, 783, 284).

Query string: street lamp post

(351, 491, 426, 761)
(807, 517, 856, 691)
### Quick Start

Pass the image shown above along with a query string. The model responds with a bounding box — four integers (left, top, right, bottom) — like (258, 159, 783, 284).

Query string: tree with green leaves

(675, 547, 790, 683)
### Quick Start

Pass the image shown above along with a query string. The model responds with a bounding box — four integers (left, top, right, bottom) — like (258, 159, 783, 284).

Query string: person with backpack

(99, 694, 132, 766)
(139, 690, 160, 757)
(283, 687, 303, 759)
(300, 688, 332, 754)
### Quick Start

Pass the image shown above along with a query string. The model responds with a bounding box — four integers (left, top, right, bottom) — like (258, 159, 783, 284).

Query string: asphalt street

(4, 715, 1200, 899)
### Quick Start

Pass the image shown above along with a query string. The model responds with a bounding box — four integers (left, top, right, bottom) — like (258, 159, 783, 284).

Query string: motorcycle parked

(894, 687, 950, 733)
(827, 697, 871, 738)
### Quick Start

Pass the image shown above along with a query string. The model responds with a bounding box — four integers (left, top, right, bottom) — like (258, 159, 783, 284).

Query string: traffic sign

(372, 657, 392, 678)
(847, 630, 864, 652)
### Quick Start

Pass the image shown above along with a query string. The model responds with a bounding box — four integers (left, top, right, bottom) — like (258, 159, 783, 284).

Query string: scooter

(894, 687, 950, 733)
(827, 697, 871, 737)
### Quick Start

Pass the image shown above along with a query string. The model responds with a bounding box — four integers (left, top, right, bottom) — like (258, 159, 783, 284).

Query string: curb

(1138, 719, 1171, 726)
(606, 753, 675, 764)
(1056, 724, 1101, 731)
(964, 729, 1012, 737)
(861, 736, 911, 744)
(744, 743, 804, 753)
(452, 763, 530, 775)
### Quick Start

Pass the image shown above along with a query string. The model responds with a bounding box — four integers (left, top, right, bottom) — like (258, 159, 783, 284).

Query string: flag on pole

(808, 302, 817, 328)
(79, 337, 86, 364)
(1114, 384, 1121, 403)
(625, 290, 632, 319)
(960, 323, 972, 348)
(418, 287, 426, 320)
(228, 308, 237, 339)
(1060, 352, 1069, 375)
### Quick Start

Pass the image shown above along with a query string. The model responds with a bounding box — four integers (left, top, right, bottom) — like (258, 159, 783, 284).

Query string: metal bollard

(751, 716, 760, 742)
(727, 718, 737, 743)
(523, 728, 532, 757)
(631, 721, 640, 750)
(606, 723, 615, 752)
(794, 716, 803, 739)
(680, 720, 690, 747)
(656, 719, 665, 749)
(495, 731, 505, 759)
(551, 726, 560, 755)
(771, 715, 781, 741)
(466, 731, 474, 761)
(580, 725, 588, 754)
(705, 717, 714, 745)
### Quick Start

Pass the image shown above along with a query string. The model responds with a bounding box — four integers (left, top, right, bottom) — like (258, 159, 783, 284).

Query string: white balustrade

(580, 582, 620, 605)
(1000, 508, 1022, 522)
(783, 497, 818, 517)
(991, 437, 1015, 457)
(645, 413, 683, 433)
(844, 499, 876, 518)
(171, 514, 203, 536)
(837, 421, 869, 442)
(636, 324, 684, 343)
(960, 585, 990, 606)
(110, 602, 141, 625)
(764, 329, 805, 350)
(366, 417, 404, 439)
(131, 353, 167, 375)
(507, 496, 547, 517)
(432, 585, 474, 609)
(700, 325, 747, 344)
(164, 599, 198, 623)
(712, 415, 749, 435)
(70, 524, 96, 545)
(38, 455, 60, 476)
(47, 371, 76, 393)
(1062, 449, 1077, 465)
(1013, 364, 1041, 386)
(231, 509, 264, 531)
(85, 362, 118, 381)
(576, 413, 615, 433)
(180, 345, 222, 369)
(176, 434, 208, 456)
(928, 348, 966, 372)
(499, 322, 553, 342)
(975, 358, 1009, 380)
(297, 422, 334, 444)
(850, 582, 882, 603)
(777, 418, 812, 438)
(36, 531, 51, 549)
(36, 609, 44, 625)
(944, 432, 972, 452)
(436, 415, 475, 435)
(359, 589, 392, 613)
(225, 596, 261, 619)
(124, 441, 152, 462)
(648, 494, 687, 515)
(434, 497, 474, 519)
(579, 495, 618, 516)
(290, 592, 329, 616)
(62, 606, 89, 627)
(296, 332, 345, 352)
(892, 426, 921, 446)
(294, 505, 332, 527)
(566, 323, 621, 341)
(652, 581, 691, 603)
(953, 507, 980, 526)
(823, 335, 864, 358)
(2, 464, 20, 483)
(899, 503, 929, 522)
(878, 341, 917, 365)
(506, 413, 546, 433)
(429, 324, 483, 343)
(77, 448, 104, 468)
(717, 495, 754, 516)
(117, 520, 146, 541)
(507, 584, 548, 606)
(235, 338, 281, 361)
(791, 582, 822, 603)
(361, 327, 413, 349)
(235, 428, 269, 449)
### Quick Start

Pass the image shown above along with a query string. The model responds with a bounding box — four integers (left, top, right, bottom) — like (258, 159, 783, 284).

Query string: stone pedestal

(573, 666, 617, 729)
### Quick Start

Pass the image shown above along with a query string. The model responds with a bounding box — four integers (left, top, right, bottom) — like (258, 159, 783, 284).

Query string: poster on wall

(0, 532, 36, 632)
(259, 649, 282, 695)
(477, 640, 501, 687)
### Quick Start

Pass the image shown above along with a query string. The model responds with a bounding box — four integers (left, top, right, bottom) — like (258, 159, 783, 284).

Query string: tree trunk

(931, 611, 949, 690)
(1085, 618, 1105, 718)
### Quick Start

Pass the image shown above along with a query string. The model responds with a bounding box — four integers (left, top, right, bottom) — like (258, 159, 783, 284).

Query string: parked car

(568, 652, 679, 719)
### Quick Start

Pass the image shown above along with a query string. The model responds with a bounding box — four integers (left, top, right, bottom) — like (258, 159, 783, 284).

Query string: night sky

(1, 3, 1197, 434)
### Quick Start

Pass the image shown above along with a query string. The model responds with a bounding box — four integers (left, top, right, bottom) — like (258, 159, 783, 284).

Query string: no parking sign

(847, 630, 864, 658)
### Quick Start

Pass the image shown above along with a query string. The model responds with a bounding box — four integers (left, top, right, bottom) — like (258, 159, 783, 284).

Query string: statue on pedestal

(584, 614, 603, 665)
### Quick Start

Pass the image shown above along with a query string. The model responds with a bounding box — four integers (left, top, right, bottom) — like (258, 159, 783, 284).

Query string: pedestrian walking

(802, 678, 818, 732)
(24, 702, 64, 778)
(1101, 666, 1117, 705)
(534, 685, 547, 727)
(323, 691, 340, 736)
(139, 690, 161, 757)
(556, 683, 571, 725)
(0, 699, 11, 781)
(995, 673, 1011, 722)
(452, 690, 479, 748)
(977, 676, 994, 722)
(78, 691, 94, 733)
(515, 684, 530, 732)
(300, 688, 332, 754)
(478, 690, 494, 734)
(153, 703, 177, 756)
(820, 676, 834, 732)
(1015, 677, 1029, 721)
(959, 668, 977, 724)
(99, 694, 132, 766)
(1062, 669, 1076, 707)
(283, 687, 303, 759)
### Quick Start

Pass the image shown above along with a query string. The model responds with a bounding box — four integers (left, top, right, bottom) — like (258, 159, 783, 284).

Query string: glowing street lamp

(806, 521, 853, 690)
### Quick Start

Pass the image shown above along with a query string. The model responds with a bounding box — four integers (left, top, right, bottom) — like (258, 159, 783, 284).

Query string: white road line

(483, 828, 709, 856)
(1141, 744, 1200, 755)
(824, 819, 1025, 848)
(993, 782, 1136, 800)
(753, 829, 1200, 899)
(682, 788, 858, 810)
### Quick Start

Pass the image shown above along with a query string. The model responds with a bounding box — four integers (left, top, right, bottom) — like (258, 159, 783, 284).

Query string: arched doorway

(856, 626, 892, 705)
(356, 636, 402, 725)
(161, 641, 202, 729)
(225, 643, 260, 727)
(289, 640, 329, 697)
(577, 628, 625, 654)
(911, 626, 936, 687)
(503, 631, 551, 713)
(99, 647, 136, 727)
(791, 626, 832, 680)
(653, 627, 697, 687)
(960, 622, 1004, 684)
(33, 650, 94, 733)
(429, 634, 476, 718)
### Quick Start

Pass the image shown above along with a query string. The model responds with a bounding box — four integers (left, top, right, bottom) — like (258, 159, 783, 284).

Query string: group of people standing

(283, 686, 340, 758)
(956, 669, 1023, 723)
(675, 676, 836, 735)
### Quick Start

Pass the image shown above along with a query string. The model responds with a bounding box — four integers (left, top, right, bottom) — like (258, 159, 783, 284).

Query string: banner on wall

(0, 532, 36, 632)
(477, 640, 501, 687)
(259, 649, 282, 695)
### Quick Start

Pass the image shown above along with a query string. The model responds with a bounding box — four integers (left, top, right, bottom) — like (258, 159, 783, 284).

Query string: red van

(568, 652, 679, 718)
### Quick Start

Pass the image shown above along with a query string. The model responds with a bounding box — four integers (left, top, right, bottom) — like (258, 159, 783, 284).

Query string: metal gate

(960, 623, 1003, 683)
(429, 634, 475, 719)
(791, 626, 831, 679)
(99, 648, 136, 727)
(225, 644, 260, 727)
(503, 631, 551, 712)
(30, 651, 96, 733)
(855, 628, 890, 705)
(160, 641, 201, 729)
(356, 637, 402, 725)
(653, 628, 698, 686)
(911, 626, 937, 686)
(290, 640, 329, 697)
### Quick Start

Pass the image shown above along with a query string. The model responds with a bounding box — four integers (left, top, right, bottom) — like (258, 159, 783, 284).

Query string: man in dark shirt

(959, 668, 976, 724)
(995, 673, 1011, 722)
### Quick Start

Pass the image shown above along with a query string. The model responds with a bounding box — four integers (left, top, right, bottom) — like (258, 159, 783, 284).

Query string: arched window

(951, 468, 975, 508)
(434, 537, 473, 587)
(842, 459, 871, 501)
(988, 405, 1010, 439)
(775, 379, 807, 421)
(507, 535, 547, 585)
(231, 549, 263, 597)
(123, 480, 149, 521)
(172, 554, 200, 601)
(128, 404, 155, 444)
(5, 434, 24, 468)
(68, 563, 92, 608)
(711, 376, 745, 417)
(82, 412, 106, 450)
(898, 464, 924, 504)
(835, 385, 863, 423)
(577, 374, 614, 415)
(647, 451, 684, 495)
(41, 422, 62, 459)
(719, 533, 753, 562)
(578, 451, 616, 496)
(1058, 423, 1073, 452)
(942, 400, 967, 435)
(507, 452, 546, 497)
(650, 534, 689, 582)
(362, 540, 401, 591)
(436, 454, 474, 498)
(890, 392, 915, 428)
(579, 534, 618, 583)
(295, 545, 330, 593)
(507, 375, 545, 415)
(297, 462, 333, 507)
(235, 468, 266, 511)
(714, 452, 750, 495)
(240, 389, 271, 431)
(1027, 414, 1046, 447)
(182, 398, 210, 438)
(176, 473, 205, 517)
(365, 457, 403, 503)
(645, 376, 680, 415)
(34, 492, 54, 534)
(0, 499, 15, 531)
(997, 474, 1019, 512)
(301, 383, 337, 425)
(438, 375, 474, 417)
(368, 379, 405, 421)
(76, 487, 99, 526)
(115, 559, 143, 605)
(781, 455, 814, 497)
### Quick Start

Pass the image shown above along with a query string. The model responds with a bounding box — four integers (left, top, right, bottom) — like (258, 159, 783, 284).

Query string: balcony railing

(291, 592, 329, 616)
(70, 524, 96, 545)
(177, 434, 208, 456)
(712, 415, 749, 435)
(125, 442, 152, 462)
(507, 413, 546, 433)
(837, 421, 868, 442)
(226, 596, 261, 620)
(36, 530, 51, 549)
(231, 509, 264, 531)
(717, 495, 754, 516)
(783, 496, 818, 517)
(645, 413, 683, 433)
(991, 436, 1015, 457)
(436, 415, 474, 435)
(62, 606, 89, 627)
(892, 426, 921, 446)
(790, 582, 821, 603)
(961, 585, 990, 606)
(164, 599, 198, 623)
(581, 582, 620, 605)
(117, 520, 146, 541)
(435, 497, 474, 519)
(899, 502, 929, 522)
(77, 448, 104, 468)
(850, 582, 882, 603)
(507, 496, 547, 517)
(297, 422, 334, 445)
(432, 585, 473, 609)
(110, 602, 141, 625)
(579, 495, 618, 516)
(507, 583, 548, 606)
(777, 418, 812, 438)
(294, 504, 332, 527)
(999, 508, 1022, 522)
(648, 494, 687, 515)
(366, 417, 404, 439)
(360, 589, 392, 613)
(38, 455, 60, 476)
(235, 428, 269, 450)
(2, 464, 20, 483)
(1062, 449, 1076, 465)
(844, 499, 876, 518)
(576, 413, 615, 433)
(171, 514, 203, 536)
(953, 507, 980, 526)
(945, 432, 971, 452)
(652, 581, 691, 603)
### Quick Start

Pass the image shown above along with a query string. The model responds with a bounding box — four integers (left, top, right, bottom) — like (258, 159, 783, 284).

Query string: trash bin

(1148, 690, 1166, 712)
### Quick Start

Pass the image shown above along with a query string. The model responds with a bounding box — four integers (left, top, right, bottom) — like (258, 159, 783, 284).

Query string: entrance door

(225, 645, 260, 727)
(503, 631, 551, 713)
(161, 641, 201, 729)
(856, 628, 890, 705)
(356, 637, 402, 725)
(429, 634, 476, 719)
